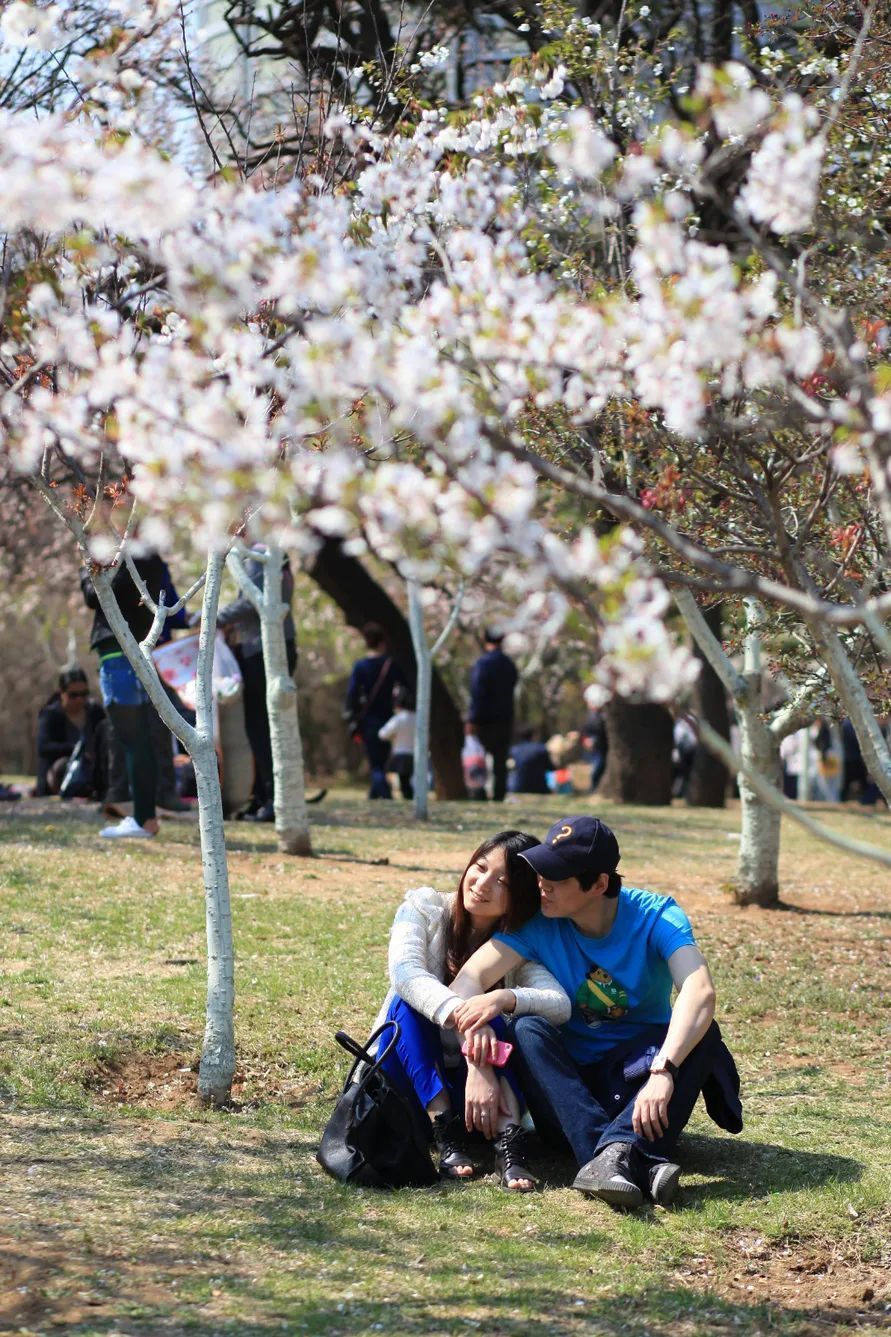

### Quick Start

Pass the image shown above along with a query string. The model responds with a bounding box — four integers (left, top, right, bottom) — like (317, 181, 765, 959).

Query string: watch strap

(650, 1056, 679, 1079)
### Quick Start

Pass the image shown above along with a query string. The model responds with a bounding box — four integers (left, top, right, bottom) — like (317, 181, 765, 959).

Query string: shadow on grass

(2, 1109, 877, 1337)
(2, 1230, 885, 1337)
(528, 1132, 861, 1202)
(772, 900, 891, 921)
(676, 1133, 862, 1202)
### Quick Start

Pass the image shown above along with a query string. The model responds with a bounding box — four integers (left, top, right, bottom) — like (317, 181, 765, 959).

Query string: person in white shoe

(81, 553, 170, 840)
(450, 816, 742, 1208)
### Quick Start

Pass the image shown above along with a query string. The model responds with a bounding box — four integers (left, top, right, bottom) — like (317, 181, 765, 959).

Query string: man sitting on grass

(452, 815, 741, 1208)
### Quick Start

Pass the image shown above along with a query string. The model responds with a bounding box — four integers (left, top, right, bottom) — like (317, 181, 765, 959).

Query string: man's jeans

(509, 1015, 722, 1167)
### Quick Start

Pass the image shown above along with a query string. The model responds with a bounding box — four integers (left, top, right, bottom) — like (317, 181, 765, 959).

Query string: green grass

(0, 792, 889, 1334)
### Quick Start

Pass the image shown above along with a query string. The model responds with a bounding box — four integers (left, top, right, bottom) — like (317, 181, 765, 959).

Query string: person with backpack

(344, 623, 406, 799)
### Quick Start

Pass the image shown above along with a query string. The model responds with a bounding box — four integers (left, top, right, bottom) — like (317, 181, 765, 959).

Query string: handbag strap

(336, 1021, 400, 1091)
(353, 657, 392, 727)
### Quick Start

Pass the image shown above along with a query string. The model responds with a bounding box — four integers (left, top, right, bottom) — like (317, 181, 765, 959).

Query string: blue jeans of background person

(98, 654, 157, 829)
(379, 996, 521, 1121)
(589, 751, 607, 793)
(362, 717, 392, 799)
(509, 1015, 721, 1168)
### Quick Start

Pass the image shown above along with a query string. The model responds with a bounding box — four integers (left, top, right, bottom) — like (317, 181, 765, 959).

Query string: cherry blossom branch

(490, 429, 891, 628)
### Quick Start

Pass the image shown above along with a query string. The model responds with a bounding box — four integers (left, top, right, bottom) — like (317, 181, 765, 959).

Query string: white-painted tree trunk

(191, 555, 237, 1102)
(407, 579, 431, 821)
(733, 607, 782, 906)
(735, 673, 782, 907)
(91, 550, 236, 1104)
(675, 592, 781, 906)
(226, 545, 312, 855)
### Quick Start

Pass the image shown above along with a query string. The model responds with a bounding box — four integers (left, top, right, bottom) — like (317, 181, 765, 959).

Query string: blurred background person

(36, 667, 106, 798)
(218, 546, 297, 822)
(467, 627, 517, 803)
(581, 705, 608, 794)
(345, 622, 406, 800)
(378, 683, 417, 800)
(507, 726, 551, 796)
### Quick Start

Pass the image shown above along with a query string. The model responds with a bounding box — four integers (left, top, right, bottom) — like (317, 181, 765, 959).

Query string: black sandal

(432, 1111, 475, 1180)
(494, 1123, 537, 1193)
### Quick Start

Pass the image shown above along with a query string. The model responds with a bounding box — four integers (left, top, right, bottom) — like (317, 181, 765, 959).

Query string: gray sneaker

(572, 1142, 644, 1208)
(647, 1159, 681, 1206)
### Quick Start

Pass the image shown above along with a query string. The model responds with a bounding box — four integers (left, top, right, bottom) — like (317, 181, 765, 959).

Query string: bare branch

(430, 579, 465, 658)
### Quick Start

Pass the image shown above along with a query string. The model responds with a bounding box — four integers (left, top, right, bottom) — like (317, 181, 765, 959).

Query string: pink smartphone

(460, 1038, 514, 1067)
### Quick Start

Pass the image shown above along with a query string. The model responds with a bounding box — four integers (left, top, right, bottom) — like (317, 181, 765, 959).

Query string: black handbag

(317, 1022, 438, 1189)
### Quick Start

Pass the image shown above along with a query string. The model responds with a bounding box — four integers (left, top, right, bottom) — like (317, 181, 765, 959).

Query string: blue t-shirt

(495, 887, 696, 1063)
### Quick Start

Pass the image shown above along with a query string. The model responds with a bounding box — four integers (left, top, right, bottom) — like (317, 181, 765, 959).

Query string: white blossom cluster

(0, 50, 862, 708)
(737, 95, 824, 235)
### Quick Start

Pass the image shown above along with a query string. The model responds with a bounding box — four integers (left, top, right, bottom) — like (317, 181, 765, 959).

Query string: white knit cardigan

(370, 886, 571, 1044)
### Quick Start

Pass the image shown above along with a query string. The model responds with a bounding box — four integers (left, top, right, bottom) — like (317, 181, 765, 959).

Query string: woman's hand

(464, 1063, 504, 1138)
(453, 990, 515, 1034)
(461, 1023, 498, 1065)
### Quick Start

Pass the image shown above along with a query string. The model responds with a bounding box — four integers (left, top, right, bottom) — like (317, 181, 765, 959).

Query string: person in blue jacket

(467, 628, 518, 803)
(344, 623, 406, 799)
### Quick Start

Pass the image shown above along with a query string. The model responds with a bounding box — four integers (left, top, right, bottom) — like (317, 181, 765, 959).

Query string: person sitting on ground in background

(466, 627, 518, 803)
(36, 668, 106, 798)
(545, 732, 577, 795)
(450, 815, 741, 1210)
(378, 684, 417, 800)
(345, 622, 406, 800)
(507, 726, 551, 796)
(372, 830, 570, 1190)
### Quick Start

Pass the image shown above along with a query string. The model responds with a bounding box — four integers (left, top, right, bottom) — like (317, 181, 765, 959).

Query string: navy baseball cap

(520, 816, 620, 882)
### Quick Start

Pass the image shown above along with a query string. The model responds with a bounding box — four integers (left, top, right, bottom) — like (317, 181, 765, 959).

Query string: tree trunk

(256, 547, 312, 855)
(91, 550, 237, 1103)
(307, 540, 466, 798)
(407, 579, 431, 820)
(599, 700, 673, 804)
(687, 603, 729, 808)
(734, 672, 782, 907)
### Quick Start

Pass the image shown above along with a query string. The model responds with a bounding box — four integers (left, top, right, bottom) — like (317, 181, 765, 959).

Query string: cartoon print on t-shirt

(575, 965, 629, 1024)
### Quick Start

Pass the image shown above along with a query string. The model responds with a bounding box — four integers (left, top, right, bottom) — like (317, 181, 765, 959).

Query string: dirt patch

(87, 1051, 322, 1112)
(0, 1232, 200, 1332)
(671, 1219, 891, 1325)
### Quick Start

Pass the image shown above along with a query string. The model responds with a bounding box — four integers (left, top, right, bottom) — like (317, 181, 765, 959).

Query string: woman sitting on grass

(373, 830, 570, 1191)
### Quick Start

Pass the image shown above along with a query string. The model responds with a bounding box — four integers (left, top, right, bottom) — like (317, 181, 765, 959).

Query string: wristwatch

(649, 1055, 679, 1079)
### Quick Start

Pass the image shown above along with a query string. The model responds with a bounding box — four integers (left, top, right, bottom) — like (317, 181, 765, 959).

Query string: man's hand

(632, 1071, 674, 1141)
(464, 1063, 508, 1138)
(453, 990, 515, 1034)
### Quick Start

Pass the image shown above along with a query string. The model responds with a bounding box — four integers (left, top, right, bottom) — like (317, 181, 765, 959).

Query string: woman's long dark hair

(445, 830, 540, 978)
